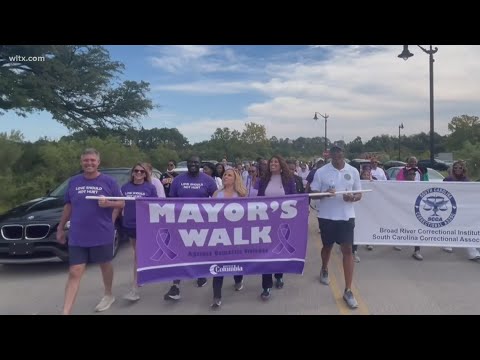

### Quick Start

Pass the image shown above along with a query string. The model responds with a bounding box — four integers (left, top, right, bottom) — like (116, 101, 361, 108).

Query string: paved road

(1, 213, 480, 315)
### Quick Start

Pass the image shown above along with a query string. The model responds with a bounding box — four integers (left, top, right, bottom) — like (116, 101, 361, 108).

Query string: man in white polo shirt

(310, 144, 362, 309)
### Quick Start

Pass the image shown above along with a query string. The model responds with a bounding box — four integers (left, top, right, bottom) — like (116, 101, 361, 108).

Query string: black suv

(0, 167, 162, 264)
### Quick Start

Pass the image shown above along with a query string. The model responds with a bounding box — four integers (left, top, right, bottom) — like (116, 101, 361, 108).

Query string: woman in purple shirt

(257, 155, 297, 300)
(121, 163, 160, 302)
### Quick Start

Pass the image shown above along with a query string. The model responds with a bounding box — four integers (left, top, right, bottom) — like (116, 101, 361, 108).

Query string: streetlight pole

(313, 112, 329, 152)
(398, 45, 438, 164)
(398, 123, 404, 161)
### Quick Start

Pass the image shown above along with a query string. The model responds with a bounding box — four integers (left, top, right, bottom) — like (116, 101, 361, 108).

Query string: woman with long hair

(443, 161, 479, 260)
(121, 162, 160, 302)
(203, 162, 223, 189)
(210, 169, 248, 310)
(257, 155, 297, 300)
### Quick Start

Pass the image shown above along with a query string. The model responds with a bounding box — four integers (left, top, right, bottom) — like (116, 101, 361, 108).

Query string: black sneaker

(210, 298, 222, 310)
(197, 278, 208, 287)
(164, 285, 180, 301)
(261, 288, 271, 301)
(275, 278, 284, 289)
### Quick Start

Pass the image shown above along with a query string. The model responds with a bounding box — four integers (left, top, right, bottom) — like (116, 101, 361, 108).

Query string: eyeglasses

(133, 169, 146, 174)
(168, 163, 174, 167)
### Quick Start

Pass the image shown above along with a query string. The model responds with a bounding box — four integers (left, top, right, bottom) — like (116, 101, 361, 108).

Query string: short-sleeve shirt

(121, 182, 158, 229)
(310, 162, 361, 221)
(169, 172, 217, 198)
(65, 173, 122, 247)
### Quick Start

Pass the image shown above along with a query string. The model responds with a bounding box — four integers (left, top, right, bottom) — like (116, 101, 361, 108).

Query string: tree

(447, 115, 480, 151)
(346, 136, 364, 158)
(241, 122, 268, 145)
(0, 45, 153, 132)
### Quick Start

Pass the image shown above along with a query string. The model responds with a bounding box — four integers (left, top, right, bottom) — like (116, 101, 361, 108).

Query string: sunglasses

(133, 169, 146, 174)
(248, 170, 256, 174)
(168, 163, 175, 167)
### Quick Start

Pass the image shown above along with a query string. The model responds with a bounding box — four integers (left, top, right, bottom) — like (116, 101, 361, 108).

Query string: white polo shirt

(310, 162, 361, 221)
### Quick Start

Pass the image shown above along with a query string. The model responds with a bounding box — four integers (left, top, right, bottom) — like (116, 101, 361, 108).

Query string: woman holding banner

(210, 168, 248, 309)
(257, 155, 297, 301)
(120, 162, 160, 302)
(443, 161, 480, 260)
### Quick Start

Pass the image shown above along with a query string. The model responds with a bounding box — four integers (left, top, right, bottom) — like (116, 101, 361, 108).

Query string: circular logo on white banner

(414, 187, 457, 228)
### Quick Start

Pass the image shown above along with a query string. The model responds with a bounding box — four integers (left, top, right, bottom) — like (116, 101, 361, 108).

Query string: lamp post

(313, 112, 329, 152)
(398, 123, 404, 161)
(398, 45, 438, 165)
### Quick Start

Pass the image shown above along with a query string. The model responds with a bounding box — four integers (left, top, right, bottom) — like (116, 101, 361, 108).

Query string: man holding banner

(163, 155, 218, 301)
(310, 144, 362, 309)
(57, 148, 125, 315)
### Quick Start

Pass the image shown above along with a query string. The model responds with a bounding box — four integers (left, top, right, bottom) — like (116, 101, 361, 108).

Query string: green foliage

(2, 114, 479, 209)
(455, 141, 480, 179)
(0, 45, 153, 131)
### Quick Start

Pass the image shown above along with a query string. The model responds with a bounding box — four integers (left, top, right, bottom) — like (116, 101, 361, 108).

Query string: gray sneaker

(319, 269, 330, 285)
(412, 250, 423, 261)
(343, 289, 359, 309)
(234, 281, 244, 291)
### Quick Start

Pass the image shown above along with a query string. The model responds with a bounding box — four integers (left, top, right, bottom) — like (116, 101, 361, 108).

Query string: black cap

(330, 144, 345, 152)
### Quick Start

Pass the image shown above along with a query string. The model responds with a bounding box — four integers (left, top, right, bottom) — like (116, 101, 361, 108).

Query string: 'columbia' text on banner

(135, 195, 309, 285)
(355, 181, 480, 247)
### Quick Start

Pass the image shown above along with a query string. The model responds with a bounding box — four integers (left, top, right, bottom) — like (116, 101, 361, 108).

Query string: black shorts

(124, 227, 137, 239)
(68, 244, 115, 266)
(318, 218, 355, 246)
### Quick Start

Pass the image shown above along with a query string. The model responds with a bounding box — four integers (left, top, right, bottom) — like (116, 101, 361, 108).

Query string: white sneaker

(442, 247, 453, 253)
(95, 295, 115, 312)
(353, 251, 360, 263)
(123, 288, 140, 302)
(393, 246, 402, 251)
(412, 251, 423, 261)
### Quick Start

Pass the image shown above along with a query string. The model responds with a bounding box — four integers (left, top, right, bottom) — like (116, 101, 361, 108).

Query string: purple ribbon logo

(272, 223, 295, 254)
(151, 229, 177, 261)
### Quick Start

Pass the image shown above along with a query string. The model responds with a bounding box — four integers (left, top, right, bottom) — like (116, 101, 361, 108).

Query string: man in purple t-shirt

(57, 148, 124, 315)
(164, 155, 218, 301)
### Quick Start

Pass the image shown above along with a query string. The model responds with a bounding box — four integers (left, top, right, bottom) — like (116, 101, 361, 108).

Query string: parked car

(383, 160, 407, 170)
(385, 166, 445, 182)
(417, 159, 450, 171)
(0, 167, 162, 264)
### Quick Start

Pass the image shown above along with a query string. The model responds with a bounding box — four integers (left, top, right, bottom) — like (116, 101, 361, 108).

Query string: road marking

(309, 214, 370, 315)
(331, 249, 370, 315)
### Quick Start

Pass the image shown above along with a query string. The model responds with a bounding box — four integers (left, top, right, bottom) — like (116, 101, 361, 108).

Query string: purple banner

(135, 195, 309, 285)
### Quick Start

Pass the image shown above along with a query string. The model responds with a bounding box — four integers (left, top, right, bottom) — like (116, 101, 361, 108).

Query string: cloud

(151, 45, 480, 144)
(148, 45, 252, 74)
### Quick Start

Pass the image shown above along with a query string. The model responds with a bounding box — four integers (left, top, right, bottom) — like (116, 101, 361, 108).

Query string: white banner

(355, 181, 480, 247)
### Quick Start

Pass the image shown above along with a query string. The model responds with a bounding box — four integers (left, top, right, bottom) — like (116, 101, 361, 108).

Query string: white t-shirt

(310, 162, 361, 221)
(370, 167, 387, 181)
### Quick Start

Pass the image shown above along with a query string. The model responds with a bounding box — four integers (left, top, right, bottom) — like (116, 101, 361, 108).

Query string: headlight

(64, 221, 70, 230)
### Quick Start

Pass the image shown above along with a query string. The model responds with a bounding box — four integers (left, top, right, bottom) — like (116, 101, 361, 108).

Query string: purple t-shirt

(121, 182, 158, 229)
(65, 173, 122, 247)
(169, 172, 217, 198)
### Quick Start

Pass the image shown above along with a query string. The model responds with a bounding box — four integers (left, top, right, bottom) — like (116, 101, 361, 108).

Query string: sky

(2, 45, 480, 144)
